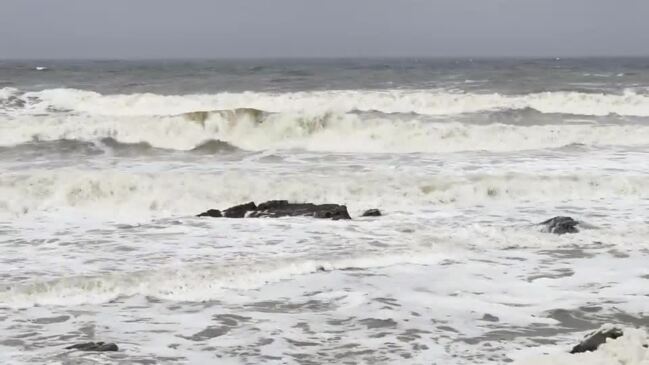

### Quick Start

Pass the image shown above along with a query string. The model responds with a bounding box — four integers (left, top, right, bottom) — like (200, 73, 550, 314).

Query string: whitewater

(0, 58, 648, 364)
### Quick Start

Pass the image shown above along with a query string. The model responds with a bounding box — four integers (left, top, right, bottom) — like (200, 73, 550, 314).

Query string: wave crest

(2, 110, 649, 153)
(181, 107, 266, 124)
(4, 87, 649, 117)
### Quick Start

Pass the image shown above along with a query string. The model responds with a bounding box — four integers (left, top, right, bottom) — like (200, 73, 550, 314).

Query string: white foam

(3, 87, 649, 153)
(515, 325, 649, 365)
(1, 169, 648, 218)
(2, 85, 649, 364)
(13, 87, 649, 117)
(0, 252, 449, 308)
(1, 216, 648, 363)
(2, 112, 649, 153)
(0, 87, 19, 100)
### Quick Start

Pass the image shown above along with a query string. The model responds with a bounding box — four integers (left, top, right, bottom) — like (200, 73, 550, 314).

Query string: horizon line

(2, 54, 649, 62)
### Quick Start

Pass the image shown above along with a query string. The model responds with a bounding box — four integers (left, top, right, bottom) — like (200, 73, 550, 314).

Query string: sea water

(0, 58, 648, 364)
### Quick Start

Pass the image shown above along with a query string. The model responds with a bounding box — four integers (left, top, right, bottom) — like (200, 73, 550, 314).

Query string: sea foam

(7, 87, 649, 117)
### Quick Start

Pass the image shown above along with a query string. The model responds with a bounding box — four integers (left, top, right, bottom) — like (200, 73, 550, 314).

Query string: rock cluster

(198, 200, 352, 220)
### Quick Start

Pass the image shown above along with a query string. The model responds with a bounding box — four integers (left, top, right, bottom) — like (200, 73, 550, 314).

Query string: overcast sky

(2, 0, 649, 59)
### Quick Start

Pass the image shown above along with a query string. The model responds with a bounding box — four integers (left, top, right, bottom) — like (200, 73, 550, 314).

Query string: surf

(4, 87, 649, 117)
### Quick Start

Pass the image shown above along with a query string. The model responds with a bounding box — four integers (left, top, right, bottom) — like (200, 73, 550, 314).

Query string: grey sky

(2, 0, 649, 59)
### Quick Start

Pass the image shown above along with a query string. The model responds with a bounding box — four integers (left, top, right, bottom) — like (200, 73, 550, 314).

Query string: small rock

(481, 314, 499, 322)
(196, 209, 222, 218)
(540, 216, 579, 235)
(570, 327, 623, 354)
(65, 342, 119, 352)
(361, 209, 382, 217)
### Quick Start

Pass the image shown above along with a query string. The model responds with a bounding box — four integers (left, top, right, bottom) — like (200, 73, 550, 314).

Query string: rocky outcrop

(197, 200, 351, 220)
(361, 209, 381, 217)
(570, 327, 623, 354)
(540, 216, 579, 234)
(65, 342, 119, 352)
(224, 202, 258, 218)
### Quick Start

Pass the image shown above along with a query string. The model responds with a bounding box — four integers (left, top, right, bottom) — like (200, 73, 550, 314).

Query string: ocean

(0, 58, 648, 364)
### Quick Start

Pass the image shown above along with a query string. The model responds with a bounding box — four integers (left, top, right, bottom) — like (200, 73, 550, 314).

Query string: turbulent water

(1, 58, 649, 364)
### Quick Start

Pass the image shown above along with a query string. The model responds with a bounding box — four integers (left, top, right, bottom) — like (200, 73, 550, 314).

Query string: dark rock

(65, 342, 119, 352)
(197, 209, 222, 218)
(223, 202, 257, 218)
(197, 200, 351, 220)
(361, 209, 381, 217)
(570, 327, 623, 354)
(481, 313, 500, 322)
(191, 139, 240, 154)
(256, 200, 290, 211)
(249, 201, 351, 220)
(540, 216, 579, 234)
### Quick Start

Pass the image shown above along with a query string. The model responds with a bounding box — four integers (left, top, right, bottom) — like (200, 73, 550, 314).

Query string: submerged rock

(540, 216, 579, 234)
(191, 139, 240, 154)
(570, 326, 624, 354)
(65, 342, 119, 352)
(198, 200, 351, 220)
(361, 209, 382, 217)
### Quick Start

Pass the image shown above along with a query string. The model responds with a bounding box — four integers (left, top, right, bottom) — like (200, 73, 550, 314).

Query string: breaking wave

(1, 169, 648, 218)
(3, 87, 649, 153)
(0, 252, 448, 308)
(0, 137, 241, 157)
(3, 87, 649, 117)
(2, 110, 649, 153)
